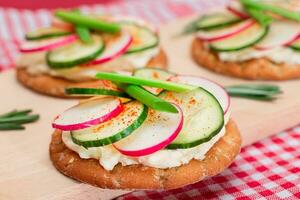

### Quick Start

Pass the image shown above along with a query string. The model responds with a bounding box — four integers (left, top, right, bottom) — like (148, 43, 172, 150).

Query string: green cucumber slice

(159, 88, 224, 149)
(25, 27, 71, 40)
(120, 22, 158, 54)
(133, 68, 175, 95)
(65, 87, 129, 98)
(71, 101, 147, 148)
(209, 23, 268, 52)
(194, 12, 242, 31)
(47, 35, 104, 69)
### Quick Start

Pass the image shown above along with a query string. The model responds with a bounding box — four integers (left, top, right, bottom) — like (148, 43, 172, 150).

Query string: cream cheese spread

(218, 47, 300, 65)
(62, 119, 228, 171)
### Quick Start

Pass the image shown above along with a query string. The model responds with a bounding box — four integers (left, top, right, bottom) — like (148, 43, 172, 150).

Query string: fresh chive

(118, 83, 178, 113)
(240, 0, 300, 21)
(0, 109, 32, 119)
(95, 72, 196, 93)
(55, 11, 121, 33)
(72, 9, 92, 43)
(0, 114, 39, 124)
(225, 84, 281, 101)
(0, 123, 25, 131)
(245, 7, 273, 27)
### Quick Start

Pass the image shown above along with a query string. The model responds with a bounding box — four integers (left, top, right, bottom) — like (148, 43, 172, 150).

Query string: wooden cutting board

(1, 15, 300, 200)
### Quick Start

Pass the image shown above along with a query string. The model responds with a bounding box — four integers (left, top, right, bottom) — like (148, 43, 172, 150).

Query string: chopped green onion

(95, 72, 196, 93)
(118, 84, 178, 113)
(240, 0, 300, 21)
(0, 114, 39, 124)
(0, 109, 32, 119)
(245, 7, 273, 27)
(226, 84, 282, 101)
(72, 9, 92, 43)
(55, 11, 121, 33)
(0, 123, 25, 131)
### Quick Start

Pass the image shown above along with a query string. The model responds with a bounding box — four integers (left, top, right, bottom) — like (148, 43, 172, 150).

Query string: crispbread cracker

(192, 38, 300, 80)
(49, 119, 241, 190)
(16, 49, 167, 98)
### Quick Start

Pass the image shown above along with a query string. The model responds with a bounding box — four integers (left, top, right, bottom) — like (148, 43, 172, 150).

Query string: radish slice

(255, 21, 300, 50)
(52, 17, 74, 31)
(114, 104, 183, 157)
(197, 19, 255, 42)
(113, 15, 158, 33)
(52, 97, 123, 131)
(85, 30, 132, 66)
(227, 0, 249, 19)
(19, 34, 78, 53)
(169, 75, 230, 116)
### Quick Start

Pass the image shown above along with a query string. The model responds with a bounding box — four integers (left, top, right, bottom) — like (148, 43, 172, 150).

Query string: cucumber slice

(71, 101, 148, 148)
(210, 22, 268, 52)
(65, 87, 129, 98)
(133, 68, 175, 95)
(47, 35, 104, 69)
(159, 88, 224, 149)
(25, 27, 71, 40)
(120, 22, 159, 54)
(194, 12, 242, 31)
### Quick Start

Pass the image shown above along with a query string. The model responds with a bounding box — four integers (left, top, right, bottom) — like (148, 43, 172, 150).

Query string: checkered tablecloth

(0, 0, 299, 199)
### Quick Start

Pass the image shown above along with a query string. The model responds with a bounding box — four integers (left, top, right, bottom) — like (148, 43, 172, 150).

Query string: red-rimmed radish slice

(227, 0, 249, 19)
(169, 75, 230, 116)
(114, 104, 183, 157)
(197, 19, 255, 42)
(85, 30, 132, 66)
(52, 97, 123, 131)
(255, 21, 300, 50)
(19, 34, 78, 53)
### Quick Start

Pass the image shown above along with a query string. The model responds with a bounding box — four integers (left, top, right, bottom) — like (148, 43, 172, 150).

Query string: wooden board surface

(1, 15, 300, 200)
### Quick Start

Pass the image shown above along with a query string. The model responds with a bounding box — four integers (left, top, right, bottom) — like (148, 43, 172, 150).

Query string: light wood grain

(1, 15, 300, 200)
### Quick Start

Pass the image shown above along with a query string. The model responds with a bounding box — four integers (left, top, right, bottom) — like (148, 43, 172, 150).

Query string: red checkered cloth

(0, 0, 299, 199)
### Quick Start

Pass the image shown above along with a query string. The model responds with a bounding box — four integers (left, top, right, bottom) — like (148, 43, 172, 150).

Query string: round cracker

(16, 49, 167, 98)
(192, 38, 300, 80)
(49, 119, 241, 190)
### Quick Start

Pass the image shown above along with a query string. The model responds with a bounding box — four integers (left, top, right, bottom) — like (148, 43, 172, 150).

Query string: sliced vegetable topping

(47, 35, 104, 68)
(159, 88, 224, 149)
(85, 30, 132, 66)
(65, 87, 128, 98)
(194, 12, 242, 30)
(71, 101, 147, 148)
(169, 75, 230, 115)
(255, 20, 300, 49)
(19, 34, 78, 53)
(114, 103, 183, 156)
(209, 22, 268, 51)
(53, 97, 123, 131)
(25, 27, 71, 40)
(120, 22, 159, 54)
(95, 72, 196, 93)
(197, 19, 256, 42)
(289, 37, 300, 51)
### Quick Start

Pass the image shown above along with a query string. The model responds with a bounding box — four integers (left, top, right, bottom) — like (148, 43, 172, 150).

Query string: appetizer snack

(16, 11, 167, 97)
(189, 0, 300, 80)
(50, 68, 241, 189)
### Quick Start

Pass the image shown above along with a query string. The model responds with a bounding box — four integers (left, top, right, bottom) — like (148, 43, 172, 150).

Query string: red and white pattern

(0, 0, 299, 199)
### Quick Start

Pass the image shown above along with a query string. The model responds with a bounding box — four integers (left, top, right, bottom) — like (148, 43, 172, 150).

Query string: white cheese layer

(62, 119, 228, 171)
(218, 47, 300, 65)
